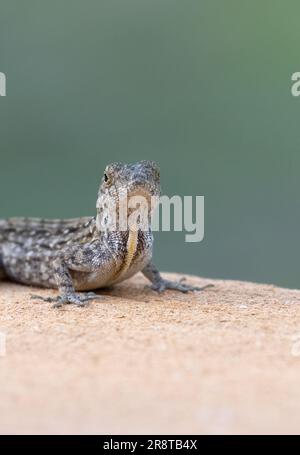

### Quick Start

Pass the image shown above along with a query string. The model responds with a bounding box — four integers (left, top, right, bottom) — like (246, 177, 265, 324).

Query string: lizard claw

(31, 292, 103, 308)
(53, 292, 103, 308)
(150, 279, 214, 294)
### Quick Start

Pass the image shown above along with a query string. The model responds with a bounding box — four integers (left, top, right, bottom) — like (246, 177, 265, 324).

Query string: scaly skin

(0, 161, 211, 308)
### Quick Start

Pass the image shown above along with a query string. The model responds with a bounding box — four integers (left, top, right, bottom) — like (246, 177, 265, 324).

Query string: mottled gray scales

(0, 160, 210, 308)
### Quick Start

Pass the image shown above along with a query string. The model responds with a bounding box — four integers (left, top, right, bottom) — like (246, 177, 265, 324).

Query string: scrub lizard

(0, 160, 211, 307)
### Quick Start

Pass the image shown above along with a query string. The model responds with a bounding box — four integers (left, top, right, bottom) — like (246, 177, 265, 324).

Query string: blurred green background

(0, 0, 299, 288)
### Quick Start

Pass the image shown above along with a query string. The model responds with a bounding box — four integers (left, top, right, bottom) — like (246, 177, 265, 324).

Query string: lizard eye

(104, 172, 112, 186)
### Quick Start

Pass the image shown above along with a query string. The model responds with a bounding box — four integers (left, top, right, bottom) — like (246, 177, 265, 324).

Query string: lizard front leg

(31, 241, 110, 308)
(32, 258, 102, 308)
(142, 262, 213, 293)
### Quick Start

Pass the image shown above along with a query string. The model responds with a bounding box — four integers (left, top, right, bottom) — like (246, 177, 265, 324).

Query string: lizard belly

(71, 260, 120, 291)
(71, 254, 151, 291)
(71, 229, 152, 291)
(72, 253, 151, 291)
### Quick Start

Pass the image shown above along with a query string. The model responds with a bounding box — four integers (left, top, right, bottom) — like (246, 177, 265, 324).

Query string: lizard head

(96, 160, 161, 232)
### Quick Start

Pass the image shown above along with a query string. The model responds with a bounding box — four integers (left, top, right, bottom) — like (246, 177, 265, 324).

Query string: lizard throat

(114, 226, 139, 280)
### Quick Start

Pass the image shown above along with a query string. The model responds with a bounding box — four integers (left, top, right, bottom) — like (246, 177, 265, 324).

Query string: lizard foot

(150, 277, 214, 294)
(31, 292, 102, 308)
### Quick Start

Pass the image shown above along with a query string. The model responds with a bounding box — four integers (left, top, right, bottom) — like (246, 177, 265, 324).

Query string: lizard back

(0, 217, 95, 250)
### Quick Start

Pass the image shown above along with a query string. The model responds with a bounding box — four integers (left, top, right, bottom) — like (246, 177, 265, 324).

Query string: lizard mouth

(114, 187, 159, 230)
(125, 183, 160, 202)
(128, 189, 154, 201)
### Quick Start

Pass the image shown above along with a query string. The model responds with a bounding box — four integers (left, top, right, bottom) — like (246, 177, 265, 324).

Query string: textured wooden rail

(1, 273, 300, 434)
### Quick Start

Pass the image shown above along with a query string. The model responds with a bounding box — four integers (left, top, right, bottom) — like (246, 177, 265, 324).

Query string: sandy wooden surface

(1, 273, 300, 434)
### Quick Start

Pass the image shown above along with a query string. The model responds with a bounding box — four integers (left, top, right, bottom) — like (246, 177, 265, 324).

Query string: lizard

(0, 160, 211, 308)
